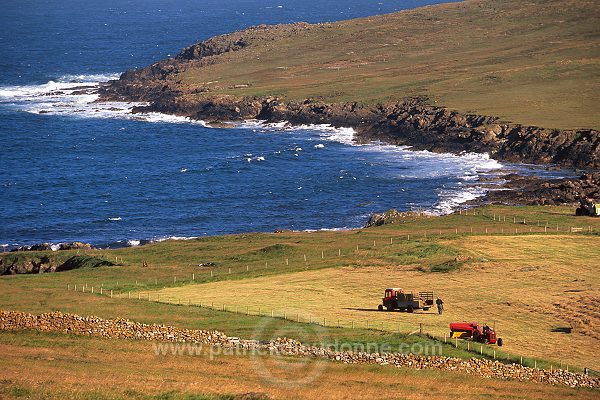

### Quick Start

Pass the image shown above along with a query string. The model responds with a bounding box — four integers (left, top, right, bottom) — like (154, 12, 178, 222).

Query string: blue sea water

(0, 0, 563, 248)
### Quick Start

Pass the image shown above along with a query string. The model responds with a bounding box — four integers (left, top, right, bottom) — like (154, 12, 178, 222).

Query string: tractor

(377, 288, 434, 312)
(576, 196, 600, 217)
(450, 322, 503, 346)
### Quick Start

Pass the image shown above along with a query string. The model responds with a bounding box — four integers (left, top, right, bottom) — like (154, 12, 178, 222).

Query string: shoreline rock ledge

(98, 21, 600, 171)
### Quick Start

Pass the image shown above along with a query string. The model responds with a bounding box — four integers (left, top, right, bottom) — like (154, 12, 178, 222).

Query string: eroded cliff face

(98, 22, 600, 171)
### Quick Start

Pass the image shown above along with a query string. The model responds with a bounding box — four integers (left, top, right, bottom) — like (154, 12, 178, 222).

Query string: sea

(0, 0, 568, 249)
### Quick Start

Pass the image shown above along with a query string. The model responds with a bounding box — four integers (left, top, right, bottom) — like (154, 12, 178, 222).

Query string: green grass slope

(174, 0, 599, 129)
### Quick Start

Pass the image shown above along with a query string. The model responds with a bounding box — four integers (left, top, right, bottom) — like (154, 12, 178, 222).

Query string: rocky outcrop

(10, 242, 93, 252)
(0, 255, 115, 275)
(365, 209, 425, 227)
(481, 172, 600, 206)
(1, 310, 598, 388)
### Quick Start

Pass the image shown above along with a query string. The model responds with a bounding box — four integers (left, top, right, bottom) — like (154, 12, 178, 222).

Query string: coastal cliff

(99, 0, 600, 202)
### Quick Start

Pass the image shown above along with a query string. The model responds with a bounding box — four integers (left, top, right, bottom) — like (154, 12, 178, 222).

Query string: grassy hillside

(171, 0, 599, 130)
(1, 206, 599, 373)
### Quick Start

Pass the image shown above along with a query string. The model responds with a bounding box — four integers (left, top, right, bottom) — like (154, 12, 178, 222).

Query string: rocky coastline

(96, 21, 599, 208)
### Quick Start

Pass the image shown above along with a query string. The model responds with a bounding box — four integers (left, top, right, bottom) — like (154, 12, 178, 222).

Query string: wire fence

(67, 281, 588, 374)
(61, 209, 597, 374)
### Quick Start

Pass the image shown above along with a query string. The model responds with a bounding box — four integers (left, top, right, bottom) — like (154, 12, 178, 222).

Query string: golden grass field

(1, 330, 598, 400)
(175, 0, 600, 130)
(152, 235, 600, 369)
(1, 206, 599, 398)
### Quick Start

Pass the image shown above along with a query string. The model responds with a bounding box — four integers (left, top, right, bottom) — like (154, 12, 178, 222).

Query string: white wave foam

(59, 73, 121, 83)
(237, 120, 358, 146)
(107, 217, 122, 221)
(0, 74, 213, 127)
(127, 240, 141, 247)
(136, 112, 208, 126)
(150, 236, 198, 243)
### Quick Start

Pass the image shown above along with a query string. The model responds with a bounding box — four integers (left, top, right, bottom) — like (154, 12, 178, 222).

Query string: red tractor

(450, 322, 503, 346)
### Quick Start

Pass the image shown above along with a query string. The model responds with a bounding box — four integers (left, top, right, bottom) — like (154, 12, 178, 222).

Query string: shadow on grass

(343, 307, 438, 316)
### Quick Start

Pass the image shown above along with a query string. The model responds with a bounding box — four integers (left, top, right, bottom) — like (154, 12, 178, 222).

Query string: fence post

(100, 287, 102, 295)
(247, 265, 249, 271)
(192, 273, 195, 281)
(67, 284, 70, 290)
(110, 290, 113, 298)
(338, 249, 341, 256)
(210, 270, 213, 277)
(91, 286, 94, 294)
(228, 268, 231, 274)
(128, 292, 131, 299)
(286, 258, 289, 265)
(321, 251, 324, 259)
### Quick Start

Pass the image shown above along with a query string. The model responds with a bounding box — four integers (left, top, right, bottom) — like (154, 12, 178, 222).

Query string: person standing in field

(436, 297, 444, 315)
